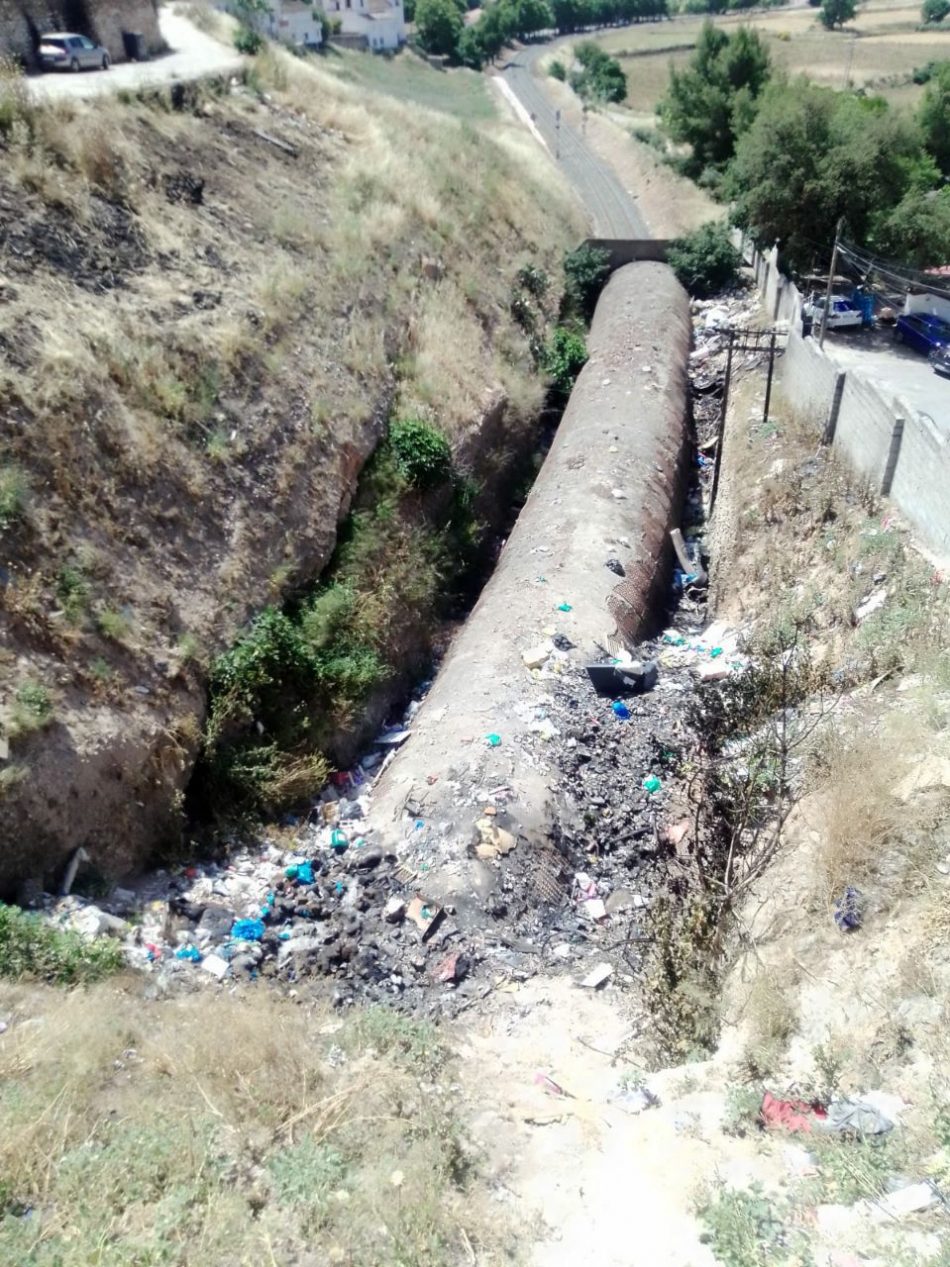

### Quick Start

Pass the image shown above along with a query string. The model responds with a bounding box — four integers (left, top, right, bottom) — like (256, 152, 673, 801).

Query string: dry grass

(0, 40, 581, 859)
(593, 0, 944, 113)
(0, 982, 509, 1266)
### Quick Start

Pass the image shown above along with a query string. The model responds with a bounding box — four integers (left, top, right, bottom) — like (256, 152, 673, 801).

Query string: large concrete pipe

(365, 262, 691, 914)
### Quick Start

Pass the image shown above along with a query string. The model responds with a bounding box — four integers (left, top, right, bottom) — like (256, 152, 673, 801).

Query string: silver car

(38, 32, 111, 73)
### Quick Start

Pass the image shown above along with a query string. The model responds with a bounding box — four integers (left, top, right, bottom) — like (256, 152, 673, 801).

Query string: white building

(217, 1, 324, 48)
(324, 0, 406, 51)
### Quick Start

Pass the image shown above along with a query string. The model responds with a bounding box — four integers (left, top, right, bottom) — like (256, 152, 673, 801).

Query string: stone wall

(0, 0, 163, 66)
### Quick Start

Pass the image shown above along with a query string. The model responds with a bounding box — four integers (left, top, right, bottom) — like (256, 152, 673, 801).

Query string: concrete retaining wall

(364, 262, 691, 916)
(744, 238, 950, 559)
(0, 0, 162, 66)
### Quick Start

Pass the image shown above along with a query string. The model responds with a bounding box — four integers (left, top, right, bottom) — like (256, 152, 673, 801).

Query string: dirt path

(459, 977, 770, 1267)
(496, 39, 717, 239)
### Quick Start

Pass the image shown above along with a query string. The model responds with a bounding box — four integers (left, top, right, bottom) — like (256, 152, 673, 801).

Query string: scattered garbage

(760, 1091, 895, 1136)
(834, 886, 863, 932)
(854, 588, 887, 624)
(642, 775, 662, 794)
(522, 644, 551, 670)
(485, 732, 502, 748)
(230, 918, 265, 942)
(586, 659, 657, 697)
(406, 896, 445, 941)
(580, 962, 613, 989)
(868, 1181, 938, 1221)
(605, 558, 625, 577)
(610, 1083, 660, 1114)
(556, 602, 573, 613)
(611, 700, 631, 720)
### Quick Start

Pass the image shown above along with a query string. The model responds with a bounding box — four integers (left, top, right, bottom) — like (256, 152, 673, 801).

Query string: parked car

(38, 33, 110, 73)
(802, 295, 863, 330)
(931, 345, 950, 378)
(894, 312, 950, 356)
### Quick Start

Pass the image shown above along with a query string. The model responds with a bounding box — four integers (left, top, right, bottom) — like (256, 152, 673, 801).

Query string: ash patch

(0, 184, 148, 291)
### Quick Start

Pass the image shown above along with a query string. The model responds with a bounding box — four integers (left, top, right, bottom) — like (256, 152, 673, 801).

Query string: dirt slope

(0, 48, 583, 895)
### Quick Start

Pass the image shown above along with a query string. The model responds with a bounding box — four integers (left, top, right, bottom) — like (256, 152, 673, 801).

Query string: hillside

(0, 45, 583, 895)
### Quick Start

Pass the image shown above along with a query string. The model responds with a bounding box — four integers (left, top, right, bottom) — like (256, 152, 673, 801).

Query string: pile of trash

(32, 335, 749, 1009)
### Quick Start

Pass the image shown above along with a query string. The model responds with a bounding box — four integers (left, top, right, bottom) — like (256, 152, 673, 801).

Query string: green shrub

(0, 464, 27, 531)
(97, 608, 132, 642)
(234, 24, 264, 54)
(570, 42, 627, 104)
(563, 243, 610, 321)
(10, 682, 53, 738)
(0, 903, 124, 984)
(923, 0, 950, 21)
(549, 59, 567, 81)
(544, 327, 588, 395)
(388, 418, 453, 489)
(698, 1184, 798, 1267)
(56, 564, 91, 624)
(667, 222, 741, 298)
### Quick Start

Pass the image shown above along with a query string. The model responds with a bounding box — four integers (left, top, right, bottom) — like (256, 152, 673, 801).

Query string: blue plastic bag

(231, 918, 265, 942)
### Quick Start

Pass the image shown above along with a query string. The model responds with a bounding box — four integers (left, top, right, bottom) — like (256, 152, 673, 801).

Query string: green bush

(544, 327, 588, 395)
(10, 682, 54, 738)
(570, 42, 627, 104)
(667, 222, 741, 298)
(549, 59, 567, 81)
(234, 24, 264, 54)
(923, 0, 950, 21)
(563, 243, 610, 321)
(388, 418, 453, 489)
(0, 903, 124, 984)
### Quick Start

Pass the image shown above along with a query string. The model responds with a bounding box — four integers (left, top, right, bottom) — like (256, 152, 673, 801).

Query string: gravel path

(26, 8, 242, 103)
(499, 42, 649, 239)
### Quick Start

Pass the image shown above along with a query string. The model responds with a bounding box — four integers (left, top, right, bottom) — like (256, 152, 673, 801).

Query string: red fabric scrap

(760, 1091, 827, 1133)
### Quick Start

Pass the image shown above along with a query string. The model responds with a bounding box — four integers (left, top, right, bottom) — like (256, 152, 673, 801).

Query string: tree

(919, 61, 950, 174)
(414, 0, 464, 55)
(922, 0, 950, 21)
(660, 22, 771, 178)
(873, 188, 950, 267)
(570, 42, 627, 103)
(726, 80, 935, 272)
(819, 0, 856, 28)
(667, 222, 741, 297)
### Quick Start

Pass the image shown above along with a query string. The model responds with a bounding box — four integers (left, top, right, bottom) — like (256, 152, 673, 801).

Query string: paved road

(27, 8, 242, 102)
(822, 327, 950, 435)
(500, 43, 648, 239)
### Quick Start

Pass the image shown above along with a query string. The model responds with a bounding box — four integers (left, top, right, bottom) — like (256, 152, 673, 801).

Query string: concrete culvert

(365, 261, 692, 917)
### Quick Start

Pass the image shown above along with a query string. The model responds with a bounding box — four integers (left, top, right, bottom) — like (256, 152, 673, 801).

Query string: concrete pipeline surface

(366, 262, 691, 915)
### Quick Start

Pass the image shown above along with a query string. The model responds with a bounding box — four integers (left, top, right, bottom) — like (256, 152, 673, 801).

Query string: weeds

(698, 1184, 802, 1267)
(544, 327, 588, 396)
(0, 464, 27, 531)
(0, 904, 123, 984)
(563, 242, 610, 322)
(55, 563, 91, 624)
(97, 608, 132, 642)
(722, 1085, 762, 1137)
(0, 987, 506, 1266)
(9, 682, 53, 738)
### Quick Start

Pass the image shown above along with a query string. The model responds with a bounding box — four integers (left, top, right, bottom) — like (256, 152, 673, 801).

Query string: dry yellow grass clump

(0, 980, 509, 1266)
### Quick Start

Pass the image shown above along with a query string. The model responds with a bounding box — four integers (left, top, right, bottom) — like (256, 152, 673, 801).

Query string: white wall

(906, 290, 950, 325)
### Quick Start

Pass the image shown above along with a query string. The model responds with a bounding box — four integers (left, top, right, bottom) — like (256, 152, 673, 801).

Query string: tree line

(660, 22, 950, 272)
(411, 0, 669, 68)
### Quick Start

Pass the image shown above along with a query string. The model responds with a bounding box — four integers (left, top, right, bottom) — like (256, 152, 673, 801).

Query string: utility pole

(819, 218, 844, 349)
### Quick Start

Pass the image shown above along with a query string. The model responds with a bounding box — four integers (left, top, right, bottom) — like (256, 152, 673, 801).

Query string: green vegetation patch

(0, 903, 123, 984)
